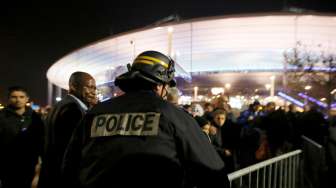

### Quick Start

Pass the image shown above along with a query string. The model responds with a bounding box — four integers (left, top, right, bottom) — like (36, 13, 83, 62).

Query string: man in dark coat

(0, 86, 44, 188)
(210, 109, 239, 172)
(38, 71, 96, 188)
(62, 51, 230, 188)
(300, 105, 328, 146)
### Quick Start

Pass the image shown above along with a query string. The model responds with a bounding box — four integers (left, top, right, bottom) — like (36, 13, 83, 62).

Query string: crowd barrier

(228, 150, 302, 188)
(301, 135, 327, 188)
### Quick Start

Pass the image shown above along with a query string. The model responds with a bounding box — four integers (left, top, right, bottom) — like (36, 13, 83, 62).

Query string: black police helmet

(115, 51, 176, 91)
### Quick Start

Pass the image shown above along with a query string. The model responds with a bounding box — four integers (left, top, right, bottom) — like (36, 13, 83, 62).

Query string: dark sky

(0, 0, 335, 105)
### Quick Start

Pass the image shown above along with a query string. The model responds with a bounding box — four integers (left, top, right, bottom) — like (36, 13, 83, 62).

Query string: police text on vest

(91, 112, 160, 137)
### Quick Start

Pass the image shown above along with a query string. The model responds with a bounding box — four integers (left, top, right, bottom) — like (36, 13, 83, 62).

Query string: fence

(228, 150, 302, 188)
(301, 135, 327, 188)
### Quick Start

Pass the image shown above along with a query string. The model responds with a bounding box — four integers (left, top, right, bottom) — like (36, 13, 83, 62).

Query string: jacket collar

(4, 106, 33, 117)
(68, 94, 88, 111)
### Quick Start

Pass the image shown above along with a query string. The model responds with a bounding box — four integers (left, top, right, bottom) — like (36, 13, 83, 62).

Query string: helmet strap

(160, 83, 168, 99)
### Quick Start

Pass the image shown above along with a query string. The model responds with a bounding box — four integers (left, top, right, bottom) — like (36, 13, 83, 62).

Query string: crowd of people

(0, 50, 335, 188)
(0, 72, 97, 188)
(177, 96, 335, 172)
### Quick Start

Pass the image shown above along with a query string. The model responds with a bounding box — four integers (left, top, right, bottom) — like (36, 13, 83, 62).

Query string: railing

(301, 135, 326, 188)
(228, 150, 302, 188)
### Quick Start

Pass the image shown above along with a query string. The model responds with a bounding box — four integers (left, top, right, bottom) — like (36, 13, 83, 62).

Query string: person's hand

(224, 149, 232, 156)
(209, 126, 217, 135)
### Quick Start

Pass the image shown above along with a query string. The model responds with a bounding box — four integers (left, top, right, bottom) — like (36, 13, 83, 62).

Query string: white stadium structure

(46, 12, 336, 104)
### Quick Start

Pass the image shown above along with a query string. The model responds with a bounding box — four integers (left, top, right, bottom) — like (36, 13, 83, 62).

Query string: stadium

(46, 12, 336, 106)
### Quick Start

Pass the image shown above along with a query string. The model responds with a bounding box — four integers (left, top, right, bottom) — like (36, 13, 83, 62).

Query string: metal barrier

(301, 135, 326, 188)
(228, 150, 302, 188)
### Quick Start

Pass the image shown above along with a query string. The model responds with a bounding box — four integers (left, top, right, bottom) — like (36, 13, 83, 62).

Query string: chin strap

(161, 83, 168, 100)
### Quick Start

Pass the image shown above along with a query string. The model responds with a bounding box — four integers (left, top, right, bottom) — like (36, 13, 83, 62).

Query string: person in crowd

(286, 104, 302, 149)
(166, 87, 180, 106)
(191, 103, 204, 117)
(237, 100, 262, 127)
(62, 50, 230, 188)
(259, 104, 291, 157)
(214, 95, 235, 121)
(253, 101, 275, 128)
(264, 102, 276, 114)
(38, 71, 96, 188)
(237, 101, 263, 168)
(0, 86, 44, 188)
(299, 104, 328, 145)
(194, 116, 212, 142)
(182, 104, 193, 115)
(204, 102, 214, 113)
(210, 108, 237, 172)
(203, 102, 214, 121)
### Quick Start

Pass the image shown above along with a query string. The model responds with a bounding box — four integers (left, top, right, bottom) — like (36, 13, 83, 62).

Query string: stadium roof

(47, 12, 336, 89)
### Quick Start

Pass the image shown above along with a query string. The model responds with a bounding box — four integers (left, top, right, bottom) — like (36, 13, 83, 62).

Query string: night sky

(0, 0, 335, 105)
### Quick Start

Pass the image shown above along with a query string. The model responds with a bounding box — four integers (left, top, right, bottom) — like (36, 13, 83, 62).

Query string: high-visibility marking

(134, 59, 155, 66)
(91, 112, 160, 137)
(136, 55, 169, 68)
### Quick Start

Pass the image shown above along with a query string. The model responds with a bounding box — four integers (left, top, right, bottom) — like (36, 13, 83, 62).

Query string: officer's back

(79, 91, 185, 188)
(62, 51, 229, 188)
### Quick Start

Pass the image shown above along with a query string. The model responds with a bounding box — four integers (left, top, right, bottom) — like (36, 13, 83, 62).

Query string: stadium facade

(47, 12, 336, 104)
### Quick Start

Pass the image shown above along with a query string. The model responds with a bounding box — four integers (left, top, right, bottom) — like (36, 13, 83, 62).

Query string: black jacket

(62, 90, 229, 188)
(39, 95, 86, 188)
(0, 107, 44, 188)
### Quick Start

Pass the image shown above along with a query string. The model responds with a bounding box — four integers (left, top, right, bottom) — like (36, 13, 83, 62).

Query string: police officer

(62, 51, 230, 188)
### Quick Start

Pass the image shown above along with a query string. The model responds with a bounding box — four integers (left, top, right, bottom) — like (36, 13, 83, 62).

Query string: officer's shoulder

(160, 100, 196, 124)
(159, 99, 179, 111)
(89, 97, 117, 114)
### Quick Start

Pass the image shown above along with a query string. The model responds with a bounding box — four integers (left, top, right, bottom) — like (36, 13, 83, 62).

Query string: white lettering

(91, 112, 160, 137)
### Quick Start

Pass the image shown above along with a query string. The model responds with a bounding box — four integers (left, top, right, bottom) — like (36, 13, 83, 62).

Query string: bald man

(38, 72, 96, 188)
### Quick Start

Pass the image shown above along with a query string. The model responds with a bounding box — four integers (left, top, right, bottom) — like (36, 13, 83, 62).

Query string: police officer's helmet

(115, 51, 176, 88)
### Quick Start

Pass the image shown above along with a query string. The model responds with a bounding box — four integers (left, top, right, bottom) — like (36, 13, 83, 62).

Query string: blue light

(277, 92, 304, 107)
(31, 104, 40, 110)
(298, 93, 328, 108)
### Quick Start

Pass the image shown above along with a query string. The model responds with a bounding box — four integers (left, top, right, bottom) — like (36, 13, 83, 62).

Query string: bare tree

(283, 41, 336, 112)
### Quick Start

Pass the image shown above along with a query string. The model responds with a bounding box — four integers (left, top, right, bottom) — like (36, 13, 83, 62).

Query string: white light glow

(331, 89, 336, 94)
(304, 85, 312, 90)
(178, 95, 192, 105)
(229, 97, 243, 109)
(211, 87, 224, 95)
(167, 27, 174, 33)
(97, 93, 104, 101)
